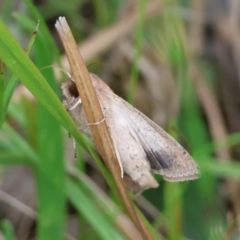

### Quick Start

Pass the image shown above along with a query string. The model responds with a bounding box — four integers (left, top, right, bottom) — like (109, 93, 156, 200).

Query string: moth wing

(93, 78, 158, 190)
(109, 94, 199, 182)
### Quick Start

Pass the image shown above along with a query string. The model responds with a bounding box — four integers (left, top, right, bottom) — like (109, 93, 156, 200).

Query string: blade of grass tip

(55, 17, 155, 240)
(0, 219, 16, 240)
(0, 21, 39, 128)
(26, 20, 40, 53)
(23, 0, 59, 58)
(127, 0, 147, 104)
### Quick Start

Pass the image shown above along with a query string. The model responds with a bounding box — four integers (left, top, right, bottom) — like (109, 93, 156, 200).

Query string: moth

(62, 73, 199, 193)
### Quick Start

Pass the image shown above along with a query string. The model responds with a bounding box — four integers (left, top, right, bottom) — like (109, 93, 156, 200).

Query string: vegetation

(0, 0, 240, 239)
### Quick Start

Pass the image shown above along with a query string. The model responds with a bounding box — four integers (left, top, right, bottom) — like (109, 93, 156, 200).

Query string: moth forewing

(92, 74, 199, 180)
(109, 102, 159, 190)
(109, 95, 199, 181)
(109, 96, 199, 182)
(62, 73, 199, 194)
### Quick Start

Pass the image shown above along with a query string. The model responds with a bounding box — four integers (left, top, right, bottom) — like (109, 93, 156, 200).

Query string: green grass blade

(200, 159, 240, 179)
(0, 18, 124, 239)
(67, 178, 125, 240)
(0, 19, 120, 200)
(0, 19, 88, 149)
(34, 32, 66, 240)
(0, 74, 19, 128)
(0, 219, 16, 240)
(37, 107, 65, 240)
(23, 0, 59, 59)
(195, 131, 240, 158)
(0, 19, 118, 189)
(0, 21, 38, 128)
(0, 153, 30, 165)
(1, 123, 39, 165)
(0, 0, 16, 23)
(0, 60, 4, 122)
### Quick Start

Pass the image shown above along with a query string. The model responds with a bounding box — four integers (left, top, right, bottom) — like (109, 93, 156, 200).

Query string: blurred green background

(0, 0, 240, 239)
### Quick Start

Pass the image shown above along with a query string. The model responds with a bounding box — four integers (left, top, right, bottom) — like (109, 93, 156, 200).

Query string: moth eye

(68, 80, 79, 98)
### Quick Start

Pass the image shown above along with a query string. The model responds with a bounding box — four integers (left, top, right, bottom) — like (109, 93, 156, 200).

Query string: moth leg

(73, 139, 77, 160)
(69, 98, 81, 110)
(88, 117, 105, 126)
(67, 132, 77, 160)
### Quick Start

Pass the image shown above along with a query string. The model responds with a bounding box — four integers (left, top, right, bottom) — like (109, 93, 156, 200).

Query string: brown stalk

(0, 189, 37, 219)
(229, 0, 240, 90)
(55, 17, 154, 240)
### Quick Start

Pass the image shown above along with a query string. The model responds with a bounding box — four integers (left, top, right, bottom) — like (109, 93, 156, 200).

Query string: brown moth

(62, 73, 199, 193)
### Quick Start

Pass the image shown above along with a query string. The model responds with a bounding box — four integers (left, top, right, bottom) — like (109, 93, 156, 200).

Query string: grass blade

(0, 220, 16, 240)
(67, 178, 125, 240)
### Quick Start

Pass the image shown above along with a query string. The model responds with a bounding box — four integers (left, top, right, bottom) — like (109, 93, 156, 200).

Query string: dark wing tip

(144, 150, 173, 170)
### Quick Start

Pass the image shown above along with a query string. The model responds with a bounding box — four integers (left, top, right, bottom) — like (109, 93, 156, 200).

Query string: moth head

(68, 79, 79, 98)
(61, 78, 82, 111)
(61, 78, 79, 98)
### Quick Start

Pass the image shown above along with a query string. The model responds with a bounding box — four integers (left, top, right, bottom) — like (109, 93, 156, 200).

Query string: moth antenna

(87, 61, 104, 68)
(170, 126, 192, 155)
(40, 65, 72, 79)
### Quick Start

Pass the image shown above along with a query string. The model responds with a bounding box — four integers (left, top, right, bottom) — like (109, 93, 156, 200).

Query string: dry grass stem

(0, 189, 37, 219)
(55, 17, 154, 240)
(229, 0, 240, 90)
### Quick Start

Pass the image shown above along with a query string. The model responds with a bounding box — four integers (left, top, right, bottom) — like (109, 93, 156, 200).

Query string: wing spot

(145, 150, 173, 170)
